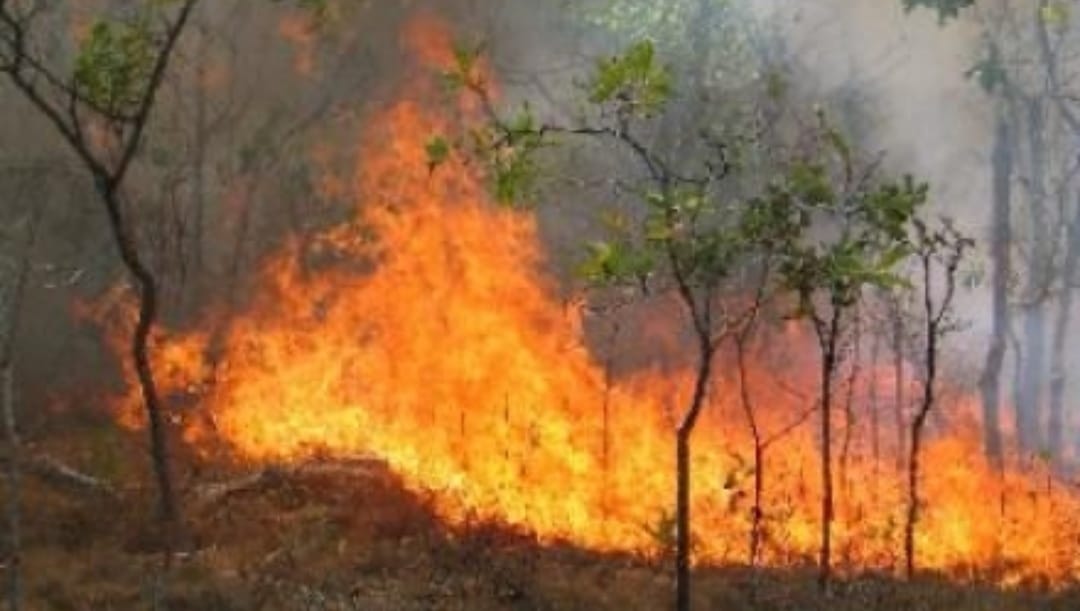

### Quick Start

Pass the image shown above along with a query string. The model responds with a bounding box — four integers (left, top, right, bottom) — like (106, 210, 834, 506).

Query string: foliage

(589, 40, 671, 116)
(902, 0, 976, 24)
(771, 114, 927, 321)
(429, 45, 547, 207)
(571, 0, 763, 92)
(779, 174, 927, 319)
(74, 18, 156, 114)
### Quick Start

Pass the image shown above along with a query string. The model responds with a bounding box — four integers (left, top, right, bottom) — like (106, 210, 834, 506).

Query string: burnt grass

(8, 443, 1080, 611)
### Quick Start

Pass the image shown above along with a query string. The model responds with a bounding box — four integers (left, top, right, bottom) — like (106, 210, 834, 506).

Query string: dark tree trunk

(891, 306, 907, 471)
(840, 315, 861, 499)
(100, 186, 179, 531)
(675, 338, 714, 611)
(905, 358, 932, 579)
(1, 363, 19, 611)
(735, 336, 763, 569)
(980, 116, 1011, 465)
(906, 258, 937, 580)
(817, 309, 841, 594)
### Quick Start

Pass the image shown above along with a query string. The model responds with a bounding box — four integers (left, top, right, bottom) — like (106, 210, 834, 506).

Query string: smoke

(465, 0, 1078, 429)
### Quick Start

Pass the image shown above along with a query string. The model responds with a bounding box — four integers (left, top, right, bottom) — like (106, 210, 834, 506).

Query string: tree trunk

(1017, 99, 1049, 455)
(735, 336, 763, 569)
(1048, 196, 1079, 459)
(675, 341, 714, 611)
(905, 377, 930, 580)
(979, 116, 1011, 465)
(817, 311, 841, 594)
(891, 305, 906, 471)
(869, 332, 881, 479)
(99, 186, 179, 535)
(906, 257, 938, 580)
(1, 363, 19, 611)
(840, 315, 861, 500)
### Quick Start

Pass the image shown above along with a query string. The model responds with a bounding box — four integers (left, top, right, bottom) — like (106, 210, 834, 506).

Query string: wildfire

(92, 14, 1080, 588)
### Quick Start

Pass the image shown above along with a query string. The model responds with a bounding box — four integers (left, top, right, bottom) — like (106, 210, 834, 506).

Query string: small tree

(775, 134, 927, 592)
(904, 217, 972, 579)
(433, 40, 811, 610)
(0, 0, 198, 540)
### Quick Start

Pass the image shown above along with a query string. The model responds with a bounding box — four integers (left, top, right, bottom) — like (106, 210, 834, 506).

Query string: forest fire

(91, 15, 1080, 590)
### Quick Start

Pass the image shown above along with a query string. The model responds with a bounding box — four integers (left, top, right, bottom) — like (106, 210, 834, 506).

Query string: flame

(92, 15, 1080, 587)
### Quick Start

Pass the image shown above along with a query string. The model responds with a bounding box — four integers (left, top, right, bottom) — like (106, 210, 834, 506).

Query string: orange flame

(92, 15, 1080, 587)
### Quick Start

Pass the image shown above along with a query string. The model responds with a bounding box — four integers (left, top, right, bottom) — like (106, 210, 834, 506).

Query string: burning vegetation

(2, 1, 1080, 609)
(90, 7, 1080, 593)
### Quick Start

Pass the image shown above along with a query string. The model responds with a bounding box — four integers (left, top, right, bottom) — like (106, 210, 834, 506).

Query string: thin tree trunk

(905, 365, 932, 579)
(1017, 98, 1049, 454)
(100, 187, 179, 535)
(906, 258, 937, 580)
(869, 332, 881, 480)
(817, 309, 841, 594)
(840, 313, 861, 500)
(1, 363, 19, 611)
(675, 339, 714, 611)
(1048, 197, 1079, 459)
(735, 336, 763, 569)
(980, 115, 1011, 465)
(891, 305, 907, 471)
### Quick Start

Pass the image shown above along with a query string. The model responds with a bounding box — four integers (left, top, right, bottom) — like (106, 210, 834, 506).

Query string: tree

(775, 136, 927, 593)
(978, 113, 1011, 465)
(903, 217, 972, 579)
(1033, 0, 1080, 460)
(0, 0, 198, 540)
(434, 38, 794, 610)
(436, 34, 932, 605)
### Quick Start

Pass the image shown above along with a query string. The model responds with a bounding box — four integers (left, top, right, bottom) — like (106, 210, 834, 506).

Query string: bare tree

(0, 0, 199, 537)
(904, 218, 971, 579)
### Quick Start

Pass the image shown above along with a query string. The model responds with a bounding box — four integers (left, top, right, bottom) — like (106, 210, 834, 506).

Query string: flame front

(97, 16, 1080, 587)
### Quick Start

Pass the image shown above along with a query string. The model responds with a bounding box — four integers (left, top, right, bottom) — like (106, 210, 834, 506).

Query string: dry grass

(3, 432, 1079, 610)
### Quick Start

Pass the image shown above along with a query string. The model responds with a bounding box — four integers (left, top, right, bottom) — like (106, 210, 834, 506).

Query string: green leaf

(789, 162, 834, 205)
(493, 149, 537, 207)
(577, 239, 654, 285)
(74, 18, 156, 113)
(589, 40, 672, 115)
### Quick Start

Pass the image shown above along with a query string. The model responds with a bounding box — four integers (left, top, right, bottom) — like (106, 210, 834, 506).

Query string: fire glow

(94, 15, 1080, 588)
